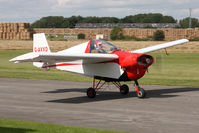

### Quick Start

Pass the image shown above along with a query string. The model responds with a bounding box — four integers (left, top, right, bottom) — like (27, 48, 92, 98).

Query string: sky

(0, 0, 199, 23)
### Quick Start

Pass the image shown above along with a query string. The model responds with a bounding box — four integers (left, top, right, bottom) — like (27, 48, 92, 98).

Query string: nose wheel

(136, 87, 146, 98)
(135, 80, 146, 98)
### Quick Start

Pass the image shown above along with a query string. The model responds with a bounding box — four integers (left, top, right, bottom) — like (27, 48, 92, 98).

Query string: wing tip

(181, 38, 189, 42)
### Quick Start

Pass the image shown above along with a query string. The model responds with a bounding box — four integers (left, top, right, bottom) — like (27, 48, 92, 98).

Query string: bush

(110, 26, 124, 40)
(189, 37, 199, 41)
(47, 34, 68, 41)
(78, 33, 85, 39)
(123, 35, 152, 41)
(153, 30, 165, 41)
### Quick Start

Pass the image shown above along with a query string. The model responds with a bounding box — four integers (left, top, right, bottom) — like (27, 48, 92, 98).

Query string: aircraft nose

(137, 55, 153, 66)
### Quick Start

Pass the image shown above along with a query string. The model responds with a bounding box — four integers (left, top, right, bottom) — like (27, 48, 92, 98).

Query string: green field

(0, 50, 199, 87)
(0, 119, 127, 133)
(139, 52, 199, 87)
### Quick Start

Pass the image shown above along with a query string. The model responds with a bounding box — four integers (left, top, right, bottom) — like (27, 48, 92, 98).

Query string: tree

(31, 16, 66, 28)
(81, 16, 101, 23)
(68, 16, 84, 28)
(61, 18, 70, 28)
(179, 17, 199, 28)
(78, 33, 85, 39)
(30, 14, 177, 28)
(110, 26, 124, 40)
(101, 17, 120, 23)
(153, 30, 165, 41)
(120, 13, 176, 23)
(161, 16, 177, 23)
(148, 13, 163, 23)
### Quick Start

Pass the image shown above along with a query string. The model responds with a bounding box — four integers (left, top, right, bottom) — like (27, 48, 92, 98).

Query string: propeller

(154, 54, 164, 72)
(147, 53, 166, 73)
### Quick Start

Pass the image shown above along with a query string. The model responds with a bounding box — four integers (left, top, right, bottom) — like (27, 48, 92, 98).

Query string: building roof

(75, 23, 179, 28)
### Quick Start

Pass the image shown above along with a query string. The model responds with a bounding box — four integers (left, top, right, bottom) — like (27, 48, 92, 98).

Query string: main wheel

(87, 87, 96, 98)
(120, 84, 129, 95)
(136, 87, 146, 98)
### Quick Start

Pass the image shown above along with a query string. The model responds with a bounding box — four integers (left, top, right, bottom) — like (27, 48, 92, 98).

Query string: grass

(139, 53, 199, 87)
(0, 119, 128, 133)
(1, 50, 199, 87)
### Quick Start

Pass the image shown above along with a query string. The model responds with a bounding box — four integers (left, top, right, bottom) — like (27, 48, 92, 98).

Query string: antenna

(189, 8, 192, 28)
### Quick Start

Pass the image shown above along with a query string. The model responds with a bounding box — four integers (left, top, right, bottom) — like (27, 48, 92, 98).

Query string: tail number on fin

(34, 47, 48, 52)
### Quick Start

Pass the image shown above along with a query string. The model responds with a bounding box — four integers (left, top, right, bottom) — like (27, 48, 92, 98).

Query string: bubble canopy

(89, 40, 119, 53)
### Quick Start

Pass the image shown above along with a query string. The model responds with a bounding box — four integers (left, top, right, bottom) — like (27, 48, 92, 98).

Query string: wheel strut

(87, 77, 106, 98)
(112, 81, 129, 95)
(134, 80, 146, 98)
(93, 78, 106, 91)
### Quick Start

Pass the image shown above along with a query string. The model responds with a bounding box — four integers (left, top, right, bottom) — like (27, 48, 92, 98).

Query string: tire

(87, 87, 96, 98)
(136, 87, 146, 98)
(120, 84, 129, 95)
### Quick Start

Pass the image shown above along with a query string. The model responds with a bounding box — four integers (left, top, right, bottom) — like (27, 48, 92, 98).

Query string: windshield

(89, 40, 119, 53)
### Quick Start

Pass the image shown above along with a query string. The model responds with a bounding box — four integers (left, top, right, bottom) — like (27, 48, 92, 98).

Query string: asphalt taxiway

(0, 78, 199, 133)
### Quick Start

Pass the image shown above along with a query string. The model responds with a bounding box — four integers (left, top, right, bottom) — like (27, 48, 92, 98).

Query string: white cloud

(0, 0, 198, 22)
(192, 8, 199, 17)
(168, 0, 191, 4)
(57, 0, 71, 7)
(52, 0, 194, 12)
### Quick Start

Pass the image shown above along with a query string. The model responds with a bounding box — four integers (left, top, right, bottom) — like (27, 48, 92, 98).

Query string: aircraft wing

(10, 52, 118, 64)
(131, 39, 189, 53)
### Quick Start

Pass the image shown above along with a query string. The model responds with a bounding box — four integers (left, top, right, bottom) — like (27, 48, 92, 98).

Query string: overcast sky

(0, 0, 199, 23)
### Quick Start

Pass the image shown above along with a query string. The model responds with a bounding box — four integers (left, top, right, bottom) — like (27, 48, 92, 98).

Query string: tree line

(31, 13, 199, 28)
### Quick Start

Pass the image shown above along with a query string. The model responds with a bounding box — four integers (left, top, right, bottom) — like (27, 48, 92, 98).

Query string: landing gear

(86, 78, 146, 98)
(87, 78, 106, 98)
(87, 77, 130, 98)
(87, 87, 96, 98)
(112, 82, 129, 95)
(136, 87, 146, 98)
(135, 80, 146, 98)
(120, 84, 129, 95)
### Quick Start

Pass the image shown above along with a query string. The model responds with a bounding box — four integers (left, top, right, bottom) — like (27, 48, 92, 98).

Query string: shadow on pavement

(46, 87, 199, 104)
(43, 88, 86, 93)
(146, 87, 199, 98)
(47, 91, 136, 104)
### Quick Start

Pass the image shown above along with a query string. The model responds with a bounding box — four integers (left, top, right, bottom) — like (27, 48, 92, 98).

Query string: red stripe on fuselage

(41, 63, 81, 68)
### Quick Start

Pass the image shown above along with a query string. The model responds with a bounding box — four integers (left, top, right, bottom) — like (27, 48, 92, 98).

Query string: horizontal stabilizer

(9, 52, 37, 63)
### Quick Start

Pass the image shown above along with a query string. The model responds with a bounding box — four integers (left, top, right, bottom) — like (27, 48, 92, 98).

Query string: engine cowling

(113, 51, 154, 80)
(137, 54, 153, 66)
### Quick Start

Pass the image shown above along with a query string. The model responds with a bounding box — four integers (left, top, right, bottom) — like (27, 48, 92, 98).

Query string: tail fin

(33, 33, 51, 69)
(33, 33, 51, 53)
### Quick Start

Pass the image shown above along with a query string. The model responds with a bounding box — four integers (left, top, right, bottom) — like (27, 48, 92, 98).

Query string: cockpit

(89, 40, 119, 53)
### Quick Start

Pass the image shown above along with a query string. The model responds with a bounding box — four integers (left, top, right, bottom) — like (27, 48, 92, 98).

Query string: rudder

(33, 33, 51, 53)
(33, 33, 51, 69)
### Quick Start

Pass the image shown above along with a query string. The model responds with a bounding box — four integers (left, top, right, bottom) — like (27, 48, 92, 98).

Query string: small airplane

(10, 33, 189, 98)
